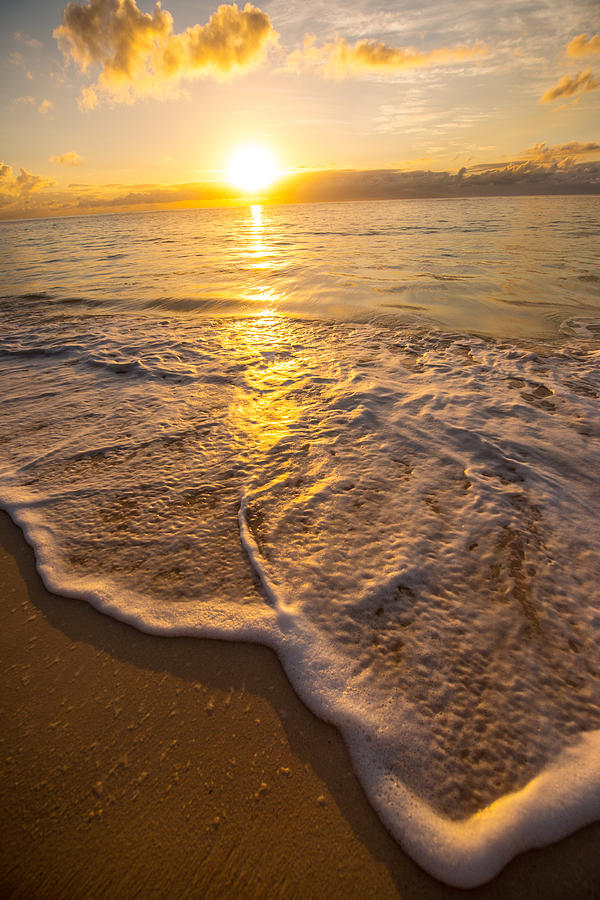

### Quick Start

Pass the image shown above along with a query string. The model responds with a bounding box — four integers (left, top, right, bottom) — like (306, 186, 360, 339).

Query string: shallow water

(2, 197, 599, 337)
(1, 197, 599, 886)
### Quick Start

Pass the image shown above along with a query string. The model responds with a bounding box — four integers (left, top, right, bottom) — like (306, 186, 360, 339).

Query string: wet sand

(1, 509, 599, 899)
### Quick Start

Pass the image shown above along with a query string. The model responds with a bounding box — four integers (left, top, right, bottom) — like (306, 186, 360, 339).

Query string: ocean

(1, 195, 599, 887)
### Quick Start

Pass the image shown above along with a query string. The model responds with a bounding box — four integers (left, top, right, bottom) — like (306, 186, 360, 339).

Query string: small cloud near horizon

(50, 151, 83, 166)
(525, 141, 600, 163)
(270, 159, 600, 203)
(0, 162, 56, 211)
(54, 0, 278, 108)
(287, 34, 487, 77)
(1, 151, 599, 221)
(38, 99, 54, 115)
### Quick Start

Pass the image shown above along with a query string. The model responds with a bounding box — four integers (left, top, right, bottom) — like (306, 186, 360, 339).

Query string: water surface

(1, 196, 599, 887)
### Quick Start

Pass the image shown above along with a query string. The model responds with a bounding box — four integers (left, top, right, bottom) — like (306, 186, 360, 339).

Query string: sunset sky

(1, 0, 599, 218)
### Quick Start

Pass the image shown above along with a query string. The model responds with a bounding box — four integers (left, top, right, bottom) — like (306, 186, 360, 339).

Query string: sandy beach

(1, 508, 599, 899)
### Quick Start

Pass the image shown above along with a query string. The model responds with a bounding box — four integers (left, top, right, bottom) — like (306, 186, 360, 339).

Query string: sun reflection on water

(227, 310, 305, 453)
(231, 206, 304, 445)
(250, 204, 262, 227)
(248, 203, 269, 270)
(241, 205, 288, 313)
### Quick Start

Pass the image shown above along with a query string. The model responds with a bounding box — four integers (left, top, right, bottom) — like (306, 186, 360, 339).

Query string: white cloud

(54, 0, 278, 106)
(50, 151, 83, 166)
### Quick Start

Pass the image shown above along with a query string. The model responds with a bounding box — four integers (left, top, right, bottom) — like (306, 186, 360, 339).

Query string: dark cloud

(1, 154, 599, 221)
(271, 159, 600, 203)
(525, 141, 600, 163)
(54, 0, 278, 107)
(0, 168, 239, 218)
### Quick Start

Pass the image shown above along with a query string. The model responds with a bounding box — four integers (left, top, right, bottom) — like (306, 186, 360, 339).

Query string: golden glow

(229, 314, 301, 452)
(250, 203, 262, 226)
(226, 144, 279, 193)
(248, 203, 268, 268)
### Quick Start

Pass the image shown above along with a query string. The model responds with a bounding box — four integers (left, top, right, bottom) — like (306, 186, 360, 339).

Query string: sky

(1, 0, 599, 218)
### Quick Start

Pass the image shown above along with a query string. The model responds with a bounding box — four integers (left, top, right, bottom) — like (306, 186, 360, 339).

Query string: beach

(1, 198, 600, 892)
(2, 509, 600, 899)
(2, 0, 600, 884)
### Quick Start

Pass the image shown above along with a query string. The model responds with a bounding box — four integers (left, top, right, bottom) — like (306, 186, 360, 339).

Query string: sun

(226, 143, 279, 193)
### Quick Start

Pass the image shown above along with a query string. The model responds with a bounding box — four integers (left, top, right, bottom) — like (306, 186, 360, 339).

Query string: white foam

(1, 302, 600, 887)
(358, 730, 600, 887)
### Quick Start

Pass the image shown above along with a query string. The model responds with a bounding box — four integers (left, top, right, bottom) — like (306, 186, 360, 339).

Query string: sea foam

(1, 295, 600, 887)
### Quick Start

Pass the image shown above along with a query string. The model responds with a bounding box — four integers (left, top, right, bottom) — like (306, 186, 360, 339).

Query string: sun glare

(226, 144, 279, 193)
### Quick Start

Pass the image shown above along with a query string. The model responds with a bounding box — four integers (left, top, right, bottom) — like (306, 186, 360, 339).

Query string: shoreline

(1, 509, 599, 898)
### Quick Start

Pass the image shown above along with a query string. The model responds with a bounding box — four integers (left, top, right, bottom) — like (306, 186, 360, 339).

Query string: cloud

(540, 69, 599, 103)
(54, 0, 278, 106)
(0, 163, 56, 210)
(79, 86, 100, 110)
(287, 34, 487, 77)
(50, 151, 83, 166)
(271, 159, 600, 203)
(1, 150, 599, 221)
(525, 141, 600, 163)
(567, 33, 600, 58)
(77, 182, 238, 209)
(14, 169, 53, 192)
(14, 32, 43, 48)
(0, 169, 240, 218)
(38, 99, 54, 115)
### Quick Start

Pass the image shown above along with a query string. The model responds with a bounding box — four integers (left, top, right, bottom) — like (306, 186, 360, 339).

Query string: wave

(1, 302, 599, 886)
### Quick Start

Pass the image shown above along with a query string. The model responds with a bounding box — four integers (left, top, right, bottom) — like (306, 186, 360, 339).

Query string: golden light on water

(229, 311, 301, 452)
(249, 203, 268, 268)
(226, 144, 279, 193)
(250, 203, 262, 226)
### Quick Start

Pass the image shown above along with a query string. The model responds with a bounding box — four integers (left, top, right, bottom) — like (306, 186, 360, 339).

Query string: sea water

(0, 196, 599, 887)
